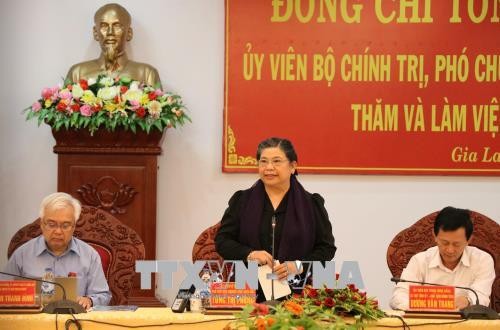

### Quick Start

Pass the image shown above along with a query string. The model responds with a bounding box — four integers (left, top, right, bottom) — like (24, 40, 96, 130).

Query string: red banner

(223, 0, 499, 175)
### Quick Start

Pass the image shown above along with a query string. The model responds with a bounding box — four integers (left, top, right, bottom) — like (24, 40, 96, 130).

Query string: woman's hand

(273, 261, 301, 281)
(247, 250, 273, 267)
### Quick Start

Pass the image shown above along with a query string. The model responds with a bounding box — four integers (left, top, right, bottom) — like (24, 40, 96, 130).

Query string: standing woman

(215, 137, 336, 299)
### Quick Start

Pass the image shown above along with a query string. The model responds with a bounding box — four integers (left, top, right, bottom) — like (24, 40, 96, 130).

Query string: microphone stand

(391, 277, 498, 320)
(263, 215, 280, 307)
(0, 271, 86, 314)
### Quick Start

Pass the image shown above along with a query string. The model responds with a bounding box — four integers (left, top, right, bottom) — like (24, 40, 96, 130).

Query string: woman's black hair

(256, 137, 298, 175)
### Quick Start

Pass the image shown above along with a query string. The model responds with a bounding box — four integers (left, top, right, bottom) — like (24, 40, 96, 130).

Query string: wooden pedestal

(53, 128, 165, 306)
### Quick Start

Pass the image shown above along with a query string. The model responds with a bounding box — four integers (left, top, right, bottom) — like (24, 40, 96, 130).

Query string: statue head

(93, 3, 133, 63)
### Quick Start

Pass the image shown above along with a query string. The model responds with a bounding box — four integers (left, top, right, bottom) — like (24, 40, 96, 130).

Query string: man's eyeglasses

(43, 221, 74, 231)
(258, 158, 288, 167)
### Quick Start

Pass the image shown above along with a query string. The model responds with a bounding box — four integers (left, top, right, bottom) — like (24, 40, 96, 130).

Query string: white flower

(87, 77, 97, 86)
(99, 76, 114, 87)
(123, 89, 143, 102)
(72, 84, 84, 98)
(130, 81, 140, 91)
(147, 100, 162, 118)
(97, 86, 118, 100)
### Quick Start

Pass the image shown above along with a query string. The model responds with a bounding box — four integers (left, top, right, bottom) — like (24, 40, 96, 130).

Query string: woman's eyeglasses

(258, 158, 288, 167)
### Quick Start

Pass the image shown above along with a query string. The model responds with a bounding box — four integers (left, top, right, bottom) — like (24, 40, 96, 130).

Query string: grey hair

(39, 192, 82, 223)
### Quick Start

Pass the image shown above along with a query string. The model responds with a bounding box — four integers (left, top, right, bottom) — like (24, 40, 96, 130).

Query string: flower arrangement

(25, 75, 190, 134)
(228, 283, 385, 330)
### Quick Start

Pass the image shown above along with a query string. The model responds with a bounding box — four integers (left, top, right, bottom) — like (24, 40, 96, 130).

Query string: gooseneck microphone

(0, 271, 86, 314)
(263, 214, 280, 307)
(271, 215, 276, 301)
(391, 277, 498, 320)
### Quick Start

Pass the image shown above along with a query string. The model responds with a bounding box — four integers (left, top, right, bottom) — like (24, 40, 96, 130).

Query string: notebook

(36, 276, 79, 301)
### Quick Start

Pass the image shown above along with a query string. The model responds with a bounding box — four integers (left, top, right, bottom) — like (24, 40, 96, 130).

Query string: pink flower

(59, 90, 72, 100)
(41, 86, 58, 99)
(31, 102, 42, 112)
(129, 100, 140, 110)
(154, 88, 164, 96)
(80, 104, 93, 117)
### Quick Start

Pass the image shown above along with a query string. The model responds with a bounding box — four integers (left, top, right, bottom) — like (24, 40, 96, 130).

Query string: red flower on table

(250, 303, 269, 316)
(306, 287, 319, 299)
(323, 297, 335, 308)
(347, 284, 359, 292)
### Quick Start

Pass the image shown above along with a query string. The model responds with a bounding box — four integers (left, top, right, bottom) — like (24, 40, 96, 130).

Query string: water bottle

(189, 290, 202, 313)
(200, 272, 211, 311)
(41, 267, 55, 306)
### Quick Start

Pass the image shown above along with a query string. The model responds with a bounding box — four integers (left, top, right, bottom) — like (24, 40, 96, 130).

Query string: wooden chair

(386, 210, 500, 312)
(8, 205, 145, 305)
(192, 222, 223, 263)
(192, 222, 236, 280)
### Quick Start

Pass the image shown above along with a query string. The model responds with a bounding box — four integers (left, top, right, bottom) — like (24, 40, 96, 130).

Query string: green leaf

(153, 121, 163, 132)
(63, 77, 72, 86)
(55, 121, 64, 130)
(83, 117, 91, 128)
(71, 112, 79, 127)
(45, 112, 54, 123)
(26, 110, 35, 121)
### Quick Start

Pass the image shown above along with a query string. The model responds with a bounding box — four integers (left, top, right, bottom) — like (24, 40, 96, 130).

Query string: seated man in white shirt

(390, 206, 495, 311)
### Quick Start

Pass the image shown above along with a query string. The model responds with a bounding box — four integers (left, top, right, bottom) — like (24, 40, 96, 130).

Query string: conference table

(0, 307, 498, 329)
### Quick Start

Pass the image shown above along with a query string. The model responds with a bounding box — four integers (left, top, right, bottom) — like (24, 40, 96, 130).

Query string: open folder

(258, 264, 291, 301)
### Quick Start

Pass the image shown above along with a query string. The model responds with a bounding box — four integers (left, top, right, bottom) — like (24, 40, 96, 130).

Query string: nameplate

(210, 282, 256, 308)
(409, 285, 455, 310)
(0, 280, 37, 306)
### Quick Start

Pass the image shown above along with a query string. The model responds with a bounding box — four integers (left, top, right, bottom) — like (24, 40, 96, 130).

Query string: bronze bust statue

(66, 3, 161, 87)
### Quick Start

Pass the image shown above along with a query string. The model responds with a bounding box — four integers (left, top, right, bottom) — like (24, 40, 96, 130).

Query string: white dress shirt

(390, 246, 495, 310)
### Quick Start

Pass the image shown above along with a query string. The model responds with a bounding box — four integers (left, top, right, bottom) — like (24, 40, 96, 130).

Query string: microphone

(271, 215, 276, 301)
(0, 271, 86, 314)
(391, 277, 498, 319)
(263, 214, 280, 307)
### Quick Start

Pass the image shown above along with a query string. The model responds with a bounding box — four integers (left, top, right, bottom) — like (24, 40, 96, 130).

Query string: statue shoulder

(128, 61, 162, 87)
(66, 60, 101, 82)
(129, 61, 159, 74)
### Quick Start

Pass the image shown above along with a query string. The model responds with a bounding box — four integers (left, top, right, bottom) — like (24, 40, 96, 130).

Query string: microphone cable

(64, 317, 236, 329)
